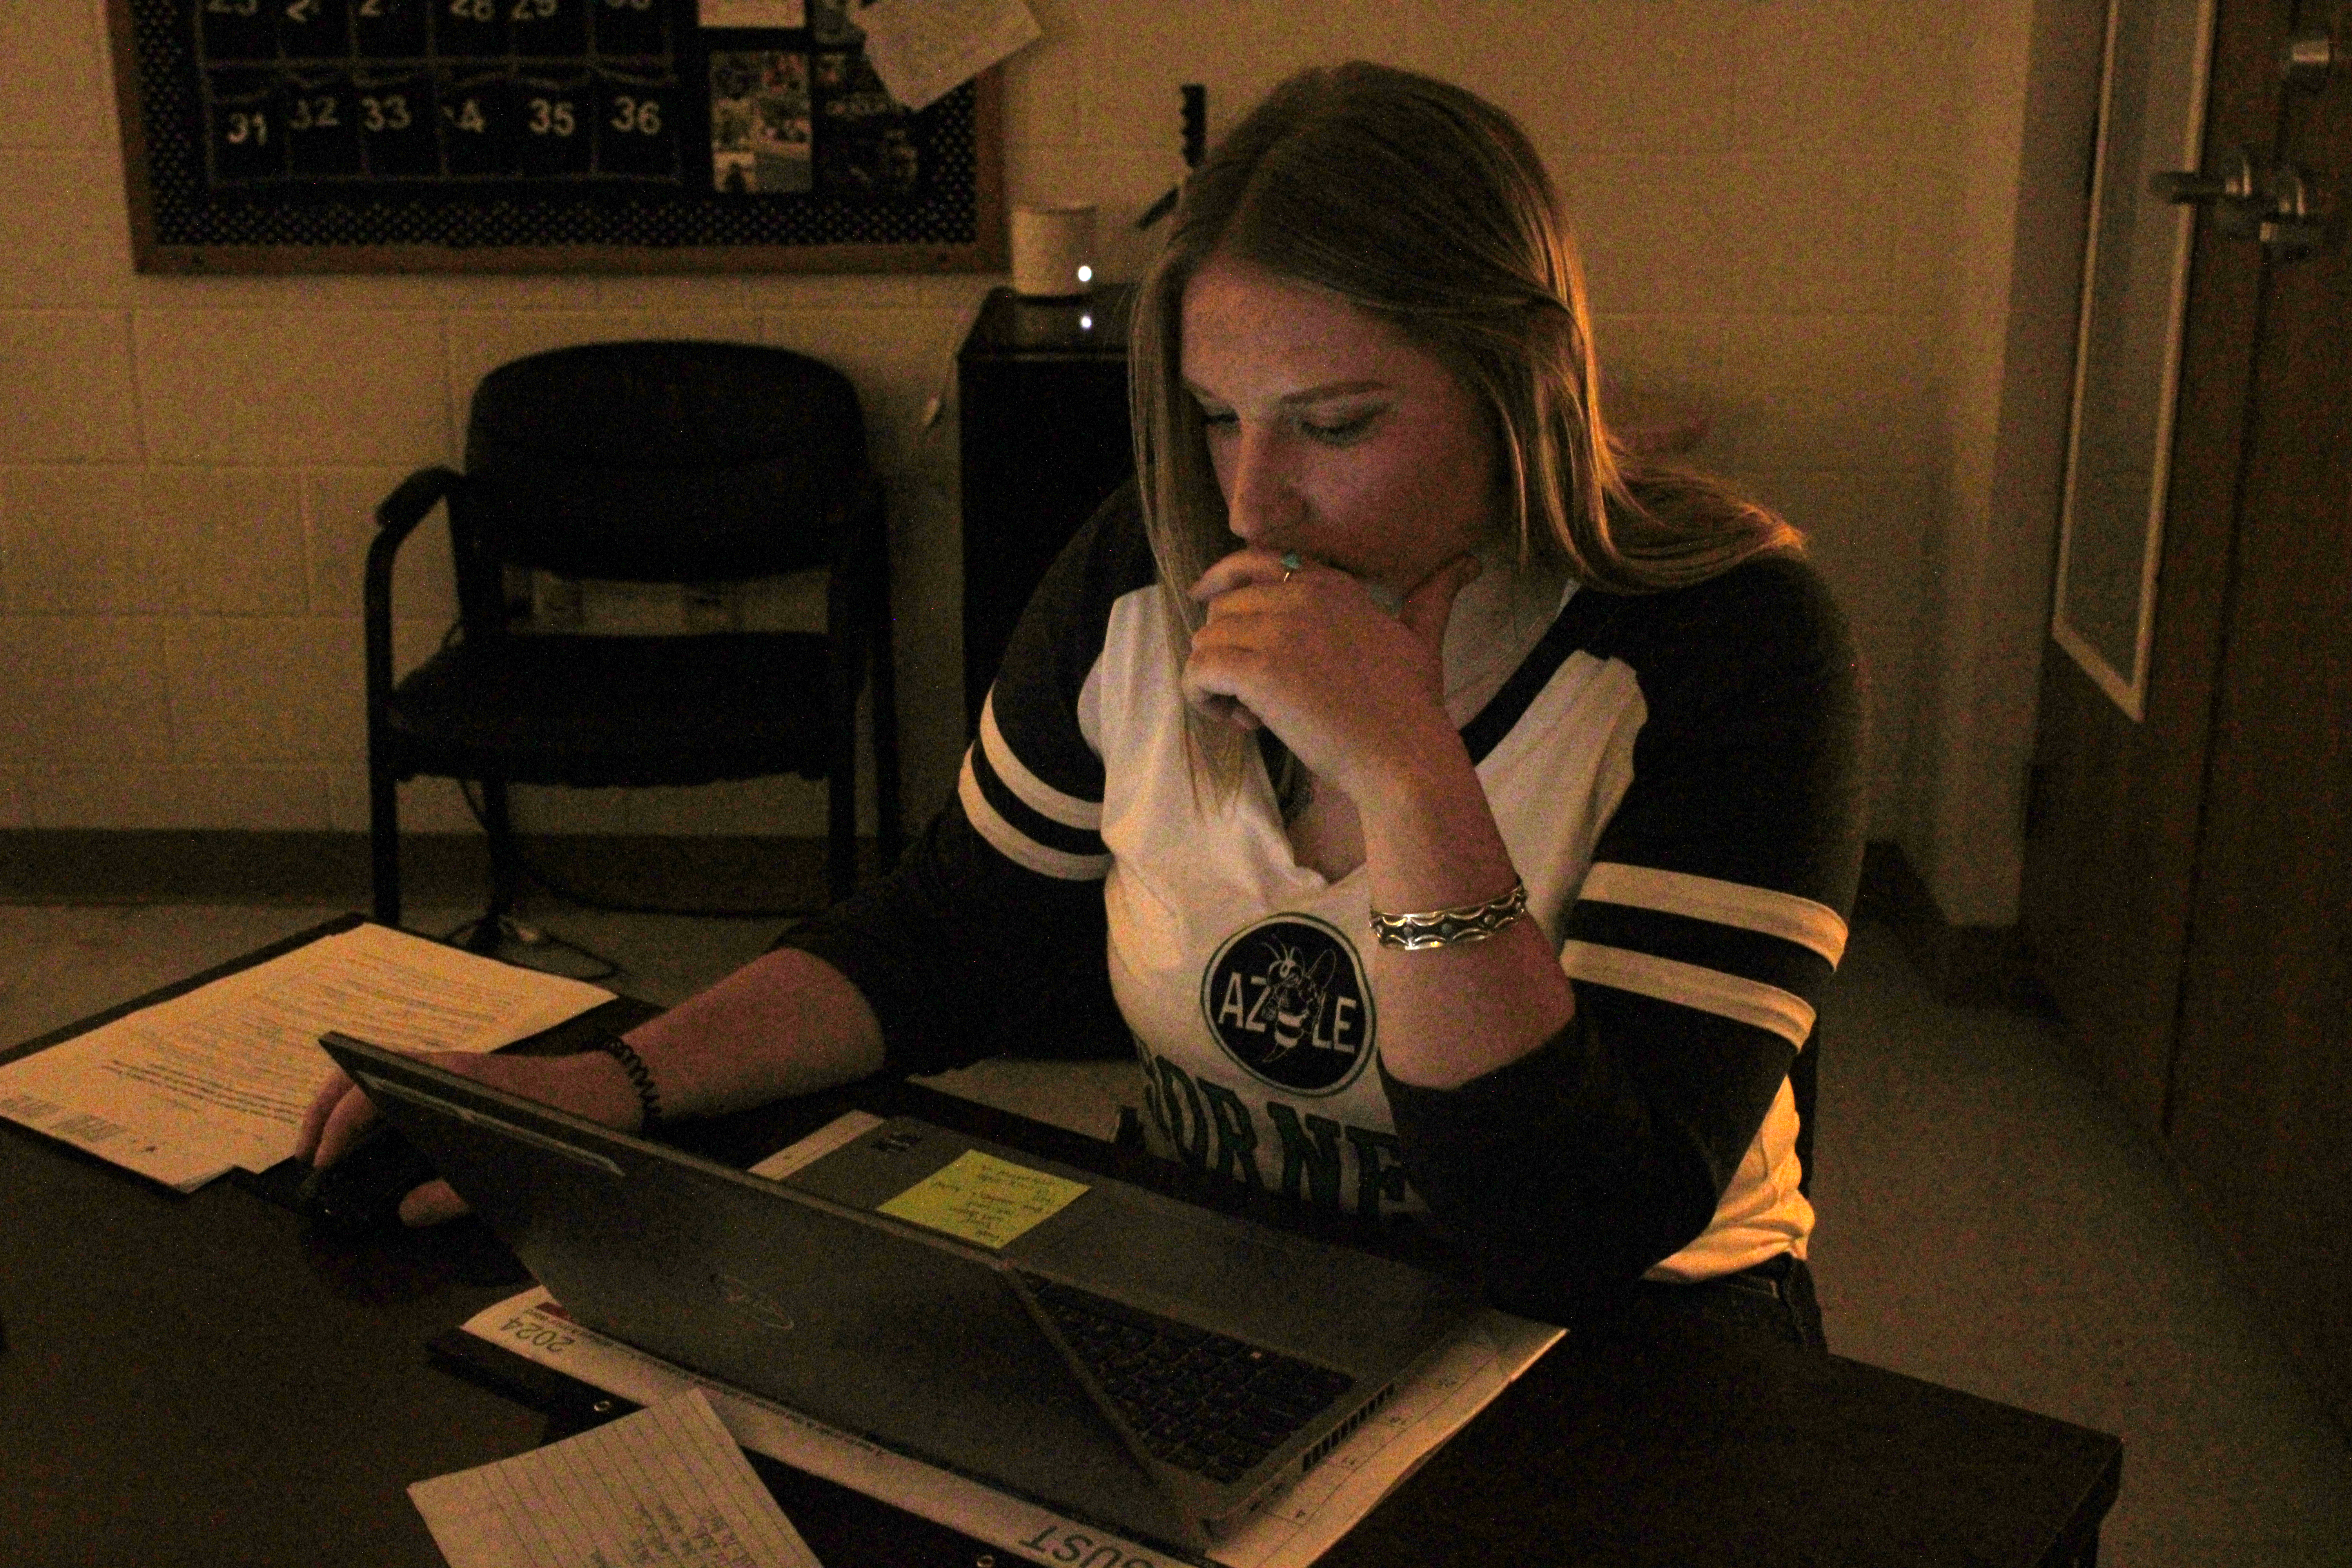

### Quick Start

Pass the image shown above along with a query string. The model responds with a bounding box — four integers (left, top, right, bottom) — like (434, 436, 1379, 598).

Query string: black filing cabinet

(956, 284, 1135, 731)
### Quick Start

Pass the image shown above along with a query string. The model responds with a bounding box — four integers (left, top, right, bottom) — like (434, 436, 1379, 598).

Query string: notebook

(318, 1032, 1481, 1555)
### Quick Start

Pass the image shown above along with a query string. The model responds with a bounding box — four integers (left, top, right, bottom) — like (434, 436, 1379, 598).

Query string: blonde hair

(1129, 64, 1801, 784)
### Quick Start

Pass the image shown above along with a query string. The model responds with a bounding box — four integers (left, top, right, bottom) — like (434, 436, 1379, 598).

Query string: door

(2161, 0, 2352, 1426)
(2023, 0, 2351, 1425)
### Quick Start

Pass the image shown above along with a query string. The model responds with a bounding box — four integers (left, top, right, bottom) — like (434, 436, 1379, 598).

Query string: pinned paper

(699, 0, 806, 25)
(877, 1149, 1088, 1249)
(856, 0, 1040, 112)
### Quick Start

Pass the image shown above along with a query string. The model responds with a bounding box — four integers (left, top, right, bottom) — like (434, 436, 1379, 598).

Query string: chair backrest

(460, 340, 870, 586)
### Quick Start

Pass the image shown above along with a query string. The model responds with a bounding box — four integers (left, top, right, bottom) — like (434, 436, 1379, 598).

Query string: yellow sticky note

(876, 1150, 1090, 1250)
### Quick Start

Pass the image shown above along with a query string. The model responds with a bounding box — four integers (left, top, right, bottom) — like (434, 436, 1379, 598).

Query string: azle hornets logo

(1199, 914, 1374, 1094)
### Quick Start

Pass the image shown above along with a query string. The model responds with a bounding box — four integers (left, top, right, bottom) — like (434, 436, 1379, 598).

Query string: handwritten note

(876, 1149, 1089, 1249)
(409, 1388, 821, 1568)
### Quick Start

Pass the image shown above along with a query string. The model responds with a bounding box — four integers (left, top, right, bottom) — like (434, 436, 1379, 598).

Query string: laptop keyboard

(1023, 1276, 1354, 1485)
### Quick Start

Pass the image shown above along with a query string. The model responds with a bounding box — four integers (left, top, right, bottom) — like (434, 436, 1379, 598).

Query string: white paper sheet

(856, 0, 1040, 111)
(0, 924, 611, 1191)
(410, 1388, 822, 1568)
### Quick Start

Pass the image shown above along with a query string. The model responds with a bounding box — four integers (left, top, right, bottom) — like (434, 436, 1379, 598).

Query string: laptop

(318, 1032, 1482, 1555)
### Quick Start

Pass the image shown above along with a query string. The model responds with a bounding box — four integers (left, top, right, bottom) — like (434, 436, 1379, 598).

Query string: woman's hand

(294, 1048, 639, 1227)
(1183, 547, 1483, 805)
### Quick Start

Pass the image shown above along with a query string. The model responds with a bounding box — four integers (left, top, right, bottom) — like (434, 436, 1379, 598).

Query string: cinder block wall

(3, 1, 2058, 919)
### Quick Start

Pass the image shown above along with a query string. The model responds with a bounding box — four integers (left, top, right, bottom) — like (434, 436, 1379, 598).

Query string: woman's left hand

(1183, 547, 1482, 804)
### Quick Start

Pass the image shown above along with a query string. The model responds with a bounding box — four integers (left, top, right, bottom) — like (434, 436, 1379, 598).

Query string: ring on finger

(1279, 550, 1303, 583)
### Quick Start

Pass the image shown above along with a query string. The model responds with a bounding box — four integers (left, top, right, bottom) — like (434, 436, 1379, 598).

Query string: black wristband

(590, 1034, 663, 1133)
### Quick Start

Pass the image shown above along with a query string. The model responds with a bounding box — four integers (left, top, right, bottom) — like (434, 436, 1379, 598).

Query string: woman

(300, 62, 1864, 1348)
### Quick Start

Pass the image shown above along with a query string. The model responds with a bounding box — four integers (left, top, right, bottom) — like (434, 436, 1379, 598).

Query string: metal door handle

(2152, 145, 2331, 259)
(2283, 27, 2337, 89)
(2151, 145, 2259, 206)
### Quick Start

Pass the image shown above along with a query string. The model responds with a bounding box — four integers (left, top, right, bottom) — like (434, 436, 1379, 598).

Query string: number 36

(610, 96, 661, 135)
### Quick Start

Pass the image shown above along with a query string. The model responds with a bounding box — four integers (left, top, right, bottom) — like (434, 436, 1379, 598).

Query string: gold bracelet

(1368, 879, 1529, 950)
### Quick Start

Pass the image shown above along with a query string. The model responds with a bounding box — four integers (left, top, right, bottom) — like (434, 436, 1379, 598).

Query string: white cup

(1010, 203, 1097, 298)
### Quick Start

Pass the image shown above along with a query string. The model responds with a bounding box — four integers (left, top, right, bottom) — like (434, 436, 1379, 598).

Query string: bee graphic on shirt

(1251, 939, 1339, 1067)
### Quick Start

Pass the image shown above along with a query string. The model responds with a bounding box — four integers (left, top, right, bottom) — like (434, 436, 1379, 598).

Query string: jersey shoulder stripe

(985, 483, 1161, 806)
(959, 759, 1112, 881)
(1578, 862, 1847, 966)
(1544, 554, 1863, 1057)
(1564, 901, 1834, 1003)
(1558, 941, 1818, 1050)
(967, 730, 1105, 860)
(964, 485, 1157, 882)
(980, 693, 1102, 833)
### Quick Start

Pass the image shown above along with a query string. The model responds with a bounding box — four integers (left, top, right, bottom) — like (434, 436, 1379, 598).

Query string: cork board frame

(107, 0, 1005, 275)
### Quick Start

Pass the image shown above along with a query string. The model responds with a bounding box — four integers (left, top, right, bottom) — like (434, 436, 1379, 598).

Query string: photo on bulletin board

(103, 0, 1004, 274)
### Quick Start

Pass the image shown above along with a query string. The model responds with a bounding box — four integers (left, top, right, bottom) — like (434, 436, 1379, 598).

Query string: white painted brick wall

(0, 0, 2014, 849)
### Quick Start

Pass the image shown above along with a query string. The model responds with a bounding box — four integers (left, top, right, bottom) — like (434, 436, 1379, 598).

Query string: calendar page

(108, 0, 1001, 270)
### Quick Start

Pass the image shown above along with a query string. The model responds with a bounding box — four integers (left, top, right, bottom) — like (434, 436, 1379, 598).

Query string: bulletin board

(105, 0, 1004, 274)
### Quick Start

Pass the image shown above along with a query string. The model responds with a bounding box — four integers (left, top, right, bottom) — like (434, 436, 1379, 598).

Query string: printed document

(0, 923, 610, 1191)
(410, 1387, 821, 1568)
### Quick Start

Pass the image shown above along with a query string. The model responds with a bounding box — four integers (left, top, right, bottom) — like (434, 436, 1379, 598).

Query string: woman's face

(1180, 254, 1502, 597)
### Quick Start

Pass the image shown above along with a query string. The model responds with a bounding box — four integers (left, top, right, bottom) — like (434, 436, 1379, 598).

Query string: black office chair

(364, 339, 903, 942)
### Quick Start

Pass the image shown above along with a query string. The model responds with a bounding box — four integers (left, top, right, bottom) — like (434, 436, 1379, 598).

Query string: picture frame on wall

(105, 0, 1005, 274)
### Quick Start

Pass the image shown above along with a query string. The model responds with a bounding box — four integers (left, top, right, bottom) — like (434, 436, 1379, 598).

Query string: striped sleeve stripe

(1559, 940, 1817, 1050)
(968, 735, 1105, 859)
(959, 754, 1111, 881)
(980, 691, 1102, 833)
(1578, 862, 1847, 967)
(1566, 902, 1832, 1001)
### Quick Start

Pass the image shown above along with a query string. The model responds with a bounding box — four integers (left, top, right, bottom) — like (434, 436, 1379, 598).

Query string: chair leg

(871, 587, 904, 870)
(477, 779, 521, 953)
(369, 755, 403, 928)
(827, 735, 858, 906)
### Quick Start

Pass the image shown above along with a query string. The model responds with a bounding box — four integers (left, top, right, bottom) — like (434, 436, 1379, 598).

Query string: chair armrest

(366, 466, 461, 717)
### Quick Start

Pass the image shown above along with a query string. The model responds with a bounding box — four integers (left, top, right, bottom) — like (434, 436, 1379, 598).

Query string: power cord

(434, 910, 622, 983)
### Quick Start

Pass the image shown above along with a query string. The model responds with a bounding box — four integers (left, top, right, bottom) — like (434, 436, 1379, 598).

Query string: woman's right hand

(294, 1047, 642, 1227)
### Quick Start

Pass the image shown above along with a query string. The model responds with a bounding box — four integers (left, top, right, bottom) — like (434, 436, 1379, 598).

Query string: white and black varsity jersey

(785, 485, 1865, 1315)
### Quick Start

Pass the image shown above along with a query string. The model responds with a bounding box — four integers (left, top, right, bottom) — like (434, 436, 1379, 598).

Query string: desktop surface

(0, 927, 2121, 1568)
(0, 1107, 542, 1566)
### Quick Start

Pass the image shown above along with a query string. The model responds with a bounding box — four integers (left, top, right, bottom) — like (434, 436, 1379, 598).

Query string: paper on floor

(410, 1387, 821, 1568)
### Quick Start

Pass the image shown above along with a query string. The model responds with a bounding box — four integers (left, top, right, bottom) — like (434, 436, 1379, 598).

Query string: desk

(1, 922, 2120, 1567)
